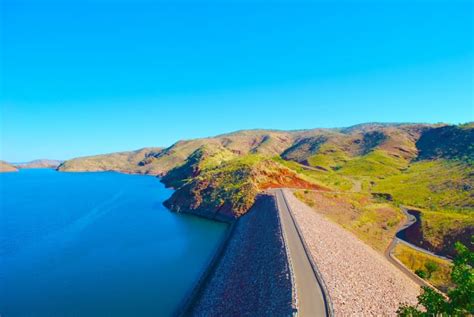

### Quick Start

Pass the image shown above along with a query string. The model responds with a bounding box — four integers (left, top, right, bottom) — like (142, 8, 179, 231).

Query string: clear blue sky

(1, 0, 473, 162)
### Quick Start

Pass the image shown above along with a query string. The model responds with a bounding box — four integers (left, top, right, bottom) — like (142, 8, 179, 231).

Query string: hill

(57, 148, 163, 174)
(0, 161, 18, 172)
(15, 159, 63, 169)
(58, 122, 474, 253)
(162, 153, 327, 220)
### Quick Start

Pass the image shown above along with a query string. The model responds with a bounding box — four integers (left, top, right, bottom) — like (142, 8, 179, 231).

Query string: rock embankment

(185, 193, 294, 316)
(283, 189, 420, 316)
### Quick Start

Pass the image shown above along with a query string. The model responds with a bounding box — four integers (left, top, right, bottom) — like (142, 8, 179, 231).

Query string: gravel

(283, 189, 420, 316)
(187, 193, 294, 317)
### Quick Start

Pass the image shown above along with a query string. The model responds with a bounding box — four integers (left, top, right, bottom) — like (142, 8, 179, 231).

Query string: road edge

(279, 189, 334, 317)
(271, 193, 299, 315)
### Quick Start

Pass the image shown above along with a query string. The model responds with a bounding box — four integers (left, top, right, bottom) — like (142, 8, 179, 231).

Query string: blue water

(0, 169, 227, 317)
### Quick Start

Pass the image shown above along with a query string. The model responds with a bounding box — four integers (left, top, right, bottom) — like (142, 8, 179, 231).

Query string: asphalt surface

(397, 207, 452, 261)
(273, 189, 329, 317)
(384, 206, 451, 289)
(384, 237, 431, 287)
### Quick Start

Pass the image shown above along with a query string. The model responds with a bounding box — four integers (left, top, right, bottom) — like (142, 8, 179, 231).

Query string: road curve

(271, 188, 331, 317)
(396, 207, 452, 261)
(384, 207, 452, 289)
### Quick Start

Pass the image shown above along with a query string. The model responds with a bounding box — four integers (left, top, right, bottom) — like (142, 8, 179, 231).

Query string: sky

(0, 0, 473, 162)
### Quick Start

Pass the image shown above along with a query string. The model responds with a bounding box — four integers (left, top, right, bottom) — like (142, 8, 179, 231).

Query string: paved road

(384, 237, 431, 287)
(397, 207, 452, 261)
(272, 189, 329, 317)
(384, 206, 452, 289)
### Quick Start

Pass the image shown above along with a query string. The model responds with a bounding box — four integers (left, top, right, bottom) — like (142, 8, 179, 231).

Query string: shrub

(415, 269, 427, 279)
(397, 238, 473, 316)
(425, 261, 439, 278)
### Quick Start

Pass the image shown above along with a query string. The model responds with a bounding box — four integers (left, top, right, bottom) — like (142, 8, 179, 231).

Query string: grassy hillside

(161, 144, 236, 189)
(294, 189, 403, 252)
(393, 243, 453, 292)
(373, 160, 473, 212)
(416, 124, 474, 162)
(287, 124, 473, 255)
(0, 161, 18, 172)
(57, 122, 473, 255)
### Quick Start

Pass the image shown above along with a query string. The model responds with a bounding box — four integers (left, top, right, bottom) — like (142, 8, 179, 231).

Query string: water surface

(0, 169, 227, 316)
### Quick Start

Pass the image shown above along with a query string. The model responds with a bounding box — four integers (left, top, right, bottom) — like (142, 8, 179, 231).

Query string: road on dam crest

(272, 188, 330, 317)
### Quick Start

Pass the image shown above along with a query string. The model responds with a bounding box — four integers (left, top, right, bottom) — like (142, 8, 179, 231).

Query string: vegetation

(161, 144, 235, 188)
(306, 143, 350, 170)
(373, 160, 474, 212)
(397, 240, 473, 316)
(416, 125, 474, 163)
(393, 243, 453, 291)
(164, 155, 325, 220)
(57, 123, 473, 256)
(420, 211, 474, 256)
(272, 156, 353, 191)
(415, 269, 427, 279)
(338, 150, 409, 178)
(373, 159, 474, 255)
(294, 190, 403, 252)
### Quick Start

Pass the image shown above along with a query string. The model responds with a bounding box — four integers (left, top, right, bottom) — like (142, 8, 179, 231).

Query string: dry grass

(0, 161, 18, 172)
(294, 190, 403, 252)
(393, 243, 453, 292)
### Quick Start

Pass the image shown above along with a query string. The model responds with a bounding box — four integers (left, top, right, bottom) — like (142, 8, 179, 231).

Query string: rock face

(15, 159, 62, 169)
(0, 161, 18, 172)
(185, 194, 294, 316)
(162, 154, 327, 221)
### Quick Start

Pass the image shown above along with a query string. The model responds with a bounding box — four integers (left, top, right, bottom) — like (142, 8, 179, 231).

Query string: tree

(415, 269, 427, 279)
(397, 238, 473, 316)
(424, 261, 439, 278)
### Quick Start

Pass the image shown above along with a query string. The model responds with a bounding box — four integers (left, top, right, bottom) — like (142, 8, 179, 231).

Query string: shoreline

(174, 219, 236, 316)
(56, 167, 242, 315)
(184, 193, 294, 316)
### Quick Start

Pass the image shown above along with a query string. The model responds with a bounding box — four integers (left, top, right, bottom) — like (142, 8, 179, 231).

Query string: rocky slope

(0, 161, 18, 172)
(162, 153, 326, 221)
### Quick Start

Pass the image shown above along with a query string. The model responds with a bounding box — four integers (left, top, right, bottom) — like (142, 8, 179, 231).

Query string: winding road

(271, 189, 331, 317)
(384, 206, 452, 288)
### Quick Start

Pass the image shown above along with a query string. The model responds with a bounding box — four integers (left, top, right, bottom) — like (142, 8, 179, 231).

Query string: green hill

(58, 122, 473, 253)
(163, 154, 327, 221)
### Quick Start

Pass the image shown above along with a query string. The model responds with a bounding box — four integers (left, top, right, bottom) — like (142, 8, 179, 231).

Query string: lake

(0, 169, 227, 316)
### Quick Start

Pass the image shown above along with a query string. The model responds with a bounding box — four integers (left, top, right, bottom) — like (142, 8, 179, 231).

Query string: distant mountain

(0, 161, 18, 172)
(58, 122, 473, 253)
(15, 159, 63, 169)
(57, 148, 163, 174)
